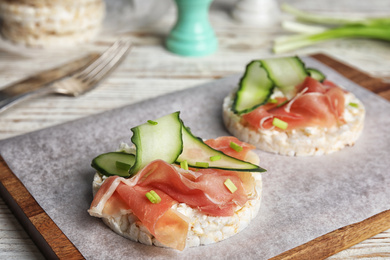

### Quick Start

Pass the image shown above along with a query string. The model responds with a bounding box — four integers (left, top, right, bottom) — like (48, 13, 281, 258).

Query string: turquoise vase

(166, 0, 218, 56)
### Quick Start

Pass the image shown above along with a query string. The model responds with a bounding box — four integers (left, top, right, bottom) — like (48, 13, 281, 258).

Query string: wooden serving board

(0, 53, 389, 260)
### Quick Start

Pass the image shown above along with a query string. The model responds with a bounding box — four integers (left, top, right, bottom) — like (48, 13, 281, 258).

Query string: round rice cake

(0, 0, 104, 47)
(0, 0, 98, 7)
(223, 89, 365, 156)
(91, 147, 262, 249)
(1, 22, 101, 47)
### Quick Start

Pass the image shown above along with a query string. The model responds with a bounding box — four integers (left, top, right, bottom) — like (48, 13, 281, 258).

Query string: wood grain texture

(271, 210, 390, 260)
(0, 0, 390, 259)
(0, 156, 83, 259)
(312, 53, 390, 101)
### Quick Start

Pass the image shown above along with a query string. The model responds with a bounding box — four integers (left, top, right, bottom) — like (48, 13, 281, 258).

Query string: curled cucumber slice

(233, 61, 274, 115)
(307, 68, 326, 82)
(177, 126, 266, 172)
(91, 152, 135, 177)
(233, 56, 325, 115)
(92, 112, 266, 177)
(129, 111, 183, 175)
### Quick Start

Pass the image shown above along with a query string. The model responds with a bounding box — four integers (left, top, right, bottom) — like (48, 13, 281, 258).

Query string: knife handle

(0, 53, 99, 113)
(0, 86, 54, 113)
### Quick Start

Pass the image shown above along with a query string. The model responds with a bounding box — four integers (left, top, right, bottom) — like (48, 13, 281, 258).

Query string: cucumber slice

(91, 152, 135, 177)
(129, 112, 183, 175)
(307, 68, 326, 82)
(177, 126, 266, 172)
(261, 56, 308, 99)
(233, 56, 323, 114)
(233, 61, 274, 115)
(92, 112, 266, 177)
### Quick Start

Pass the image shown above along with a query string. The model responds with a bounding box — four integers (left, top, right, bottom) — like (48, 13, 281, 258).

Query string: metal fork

(0, 39, 132, 113)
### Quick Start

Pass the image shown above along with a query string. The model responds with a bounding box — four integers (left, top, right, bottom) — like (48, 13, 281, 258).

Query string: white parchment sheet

(1, 57, 389, 259)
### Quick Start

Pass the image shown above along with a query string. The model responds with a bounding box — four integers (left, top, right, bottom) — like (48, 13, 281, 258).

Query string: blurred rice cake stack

(0, 0, 105, 47)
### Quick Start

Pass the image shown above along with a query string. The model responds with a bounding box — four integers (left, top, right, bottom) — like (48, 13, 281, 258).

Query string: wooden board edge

(0, 53, 388, 259)
(311, 53, 390, 101)
(270, 209, 390, 260)
(0, 155, 84, 260)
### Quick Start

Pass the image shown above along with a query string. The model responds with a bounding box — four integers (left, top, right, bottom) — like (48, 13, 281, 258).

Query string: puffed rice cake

(223, 89, 365, 156)
(91, 143, 263, 249)
(0, 0, 105, 47)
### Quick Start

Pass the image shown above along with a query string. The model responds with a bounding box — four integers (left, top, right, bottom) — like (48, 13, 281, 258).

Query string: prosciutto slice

(89, 174, 188, 250)
(89, 145, 256, 250)
(242, 77, 346, 130)
(205, 136, 256, 161)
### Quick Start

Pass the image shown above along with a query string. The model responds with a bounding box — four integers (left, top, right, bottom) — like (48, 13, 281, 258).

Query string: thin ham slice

(89, 172, 189, 250)
(89, 151, 256, 250)
(205, 136, 256, 161)
(242, 77, 346, 130)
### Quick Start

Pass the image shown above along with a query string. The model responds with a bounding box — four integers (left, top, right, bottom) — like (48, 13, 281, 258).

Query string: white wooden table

(0, 0, 389, 258)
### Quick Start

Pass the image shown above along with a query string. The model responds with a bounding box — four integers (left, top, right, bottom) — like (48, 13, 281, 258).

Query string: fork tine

(76, 40, 129, 80)
(75, 42, 120, 78)
(85, 40, 132, 85)
(80, 43, 121, 77)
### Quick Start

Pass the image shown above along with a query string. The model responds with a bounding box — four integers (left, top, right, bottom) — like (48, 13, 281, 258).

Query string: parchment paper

(0, 57, 389, 259)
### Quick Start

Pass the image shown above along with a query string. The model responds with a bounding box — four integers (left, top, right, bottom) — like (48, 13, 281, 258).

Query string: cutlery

(0, 39, 132, 113)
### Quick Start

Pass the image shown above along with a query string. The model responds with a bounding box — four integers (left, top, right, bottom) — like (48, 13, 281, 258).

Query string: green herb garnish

(272, 118, 288, 130)
(195, 162, 209, 168)
(230, 142, 243, 152)
(349, 102, 359, 108)
(145, 190, 161, 204)
(147, 120, 158, 125)
(224, 179, 237, 193)
(210, 155, 221, 161)
(180, 160, 189, 170)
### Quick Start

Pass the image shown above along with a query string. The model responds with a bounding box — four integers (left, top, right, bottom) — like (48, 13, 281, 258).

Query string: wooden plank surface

(0, 0, 390, 259)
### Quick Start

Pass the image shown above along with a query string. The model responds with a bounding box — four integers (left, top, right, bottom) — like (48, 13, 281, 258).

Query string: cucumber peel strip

(177, 126, 266, 172)
(232, 60, 275, 115)
(129, 111, 183, 175)
(307, 68, 326, 82)
(92, 112, 266, 177)
(91, 152, 135, 177)
(233, 56, 326, 115)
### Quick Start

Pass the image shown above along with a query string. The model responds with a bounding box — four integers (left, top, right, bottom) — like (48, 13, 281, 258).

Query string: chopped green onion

(145, 190, 161, 204)
(147, 120, 158, 125)
(116, 161, 131, 171)
(349, 102, 359, 108)
(230, 142, 243, 152)
(224, 179, 237, 193)
(268, 98, 278, 104)
(180, 160, 189, 170)
(210, 155, 221, 161)
(272, 118, 288, 130)
(277, 100, 288, 107)
(195, 162, 209, 168)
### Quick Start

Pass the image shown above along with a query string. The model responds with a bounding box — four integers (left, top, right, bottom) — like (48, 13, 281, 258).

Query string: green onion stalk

(273, 4, 390, 53)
